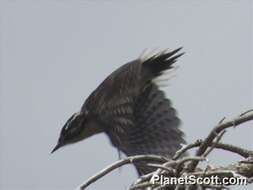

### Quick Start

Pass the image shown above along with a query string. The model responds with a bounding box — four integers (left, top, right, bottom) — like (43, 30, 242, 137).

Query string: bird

(52, 48, 186, 176)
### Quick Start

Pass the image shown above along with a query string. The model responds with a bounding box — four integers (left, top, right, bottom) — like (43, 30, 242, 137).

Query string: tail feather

(140, 47, 184, 80)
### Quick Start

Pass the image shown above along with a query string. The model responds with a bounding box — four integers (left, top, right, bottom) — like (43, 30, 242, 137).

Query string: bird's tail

(139, 47, 184, 80)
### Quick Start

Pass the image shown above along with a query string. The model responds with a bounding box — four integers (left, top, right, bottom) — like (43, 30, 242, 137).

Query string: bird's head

(51, 111, 88, 153)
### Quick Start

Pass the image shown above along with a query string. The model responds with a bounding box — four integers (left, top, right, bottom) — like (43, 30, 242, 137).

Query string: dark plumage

(52, 48, 186, 176)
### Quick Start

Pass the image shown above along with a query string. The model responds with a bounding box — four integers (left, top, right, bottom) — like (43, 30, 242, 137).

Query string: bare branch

(174, 140, 253, 160)
(76, 110, 253, 190)
(202, 130, 226, 158)
(173, 139, 203, 160)
(188, 112, 253, 171)
(175, 156, 206, 176)
(77, 155, 168, 190)
(147, 163, 175, 175)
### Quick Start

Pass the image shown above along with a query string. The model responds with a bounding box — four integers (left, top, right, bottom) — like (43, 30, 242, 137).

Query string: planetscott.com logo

(150, 174, 248, 187)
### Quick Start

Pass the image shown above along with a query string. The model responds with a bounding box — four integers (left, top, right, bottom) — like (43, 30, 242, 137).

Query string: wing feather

(82, 48, 185, 175)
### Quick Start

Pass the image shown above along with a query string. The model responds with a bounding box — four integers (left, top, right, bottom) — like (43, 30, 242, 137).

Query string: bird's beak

(51, 143, 61, 154)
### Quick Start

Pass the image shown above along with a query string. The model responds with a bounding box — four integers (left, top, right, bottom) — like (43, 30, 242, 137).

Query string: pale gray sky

(0, 0, 252, 190)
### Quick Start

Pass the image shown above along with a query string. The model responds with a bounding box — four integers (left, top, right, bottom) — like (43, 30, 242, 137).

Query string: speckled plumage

(82, 48, 186, 175)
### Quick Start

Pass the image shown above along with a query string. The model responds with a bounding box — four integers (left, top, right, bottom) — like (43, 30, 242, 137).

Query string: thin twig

(176, 156, 206, 176)
(77, 155, 167, 190)
(147, 163, 175, 175)
(134, 172, 155, 185)
(173, 139, 202, 160)
(203, 130, 226, 157)
(240, 109, 253, 116)
(188, 112, 253, 171)
(174, 140, 253, 160)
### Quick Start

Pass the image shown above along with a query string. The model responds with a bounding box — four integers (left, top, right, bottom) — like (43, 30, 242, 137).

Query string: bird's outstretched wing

(122, 84, 186, 175)
(83, 48, 185, 175)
